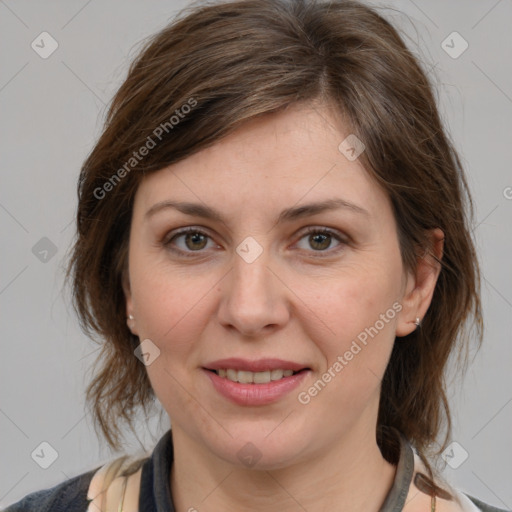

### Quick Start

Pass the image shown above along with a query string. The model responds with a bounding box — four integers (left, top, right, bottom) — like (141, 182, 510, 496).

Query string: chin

(202, 424, 311, 470)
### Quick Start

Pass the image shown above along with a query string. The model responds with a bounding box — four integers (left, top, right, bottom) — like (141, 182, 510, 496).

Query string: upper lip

(203, 358, 309, 372)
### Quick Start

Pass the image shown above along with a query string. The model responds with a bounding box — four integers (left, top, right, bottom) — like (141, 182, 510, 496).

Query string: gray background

(1, 0, 511, 509)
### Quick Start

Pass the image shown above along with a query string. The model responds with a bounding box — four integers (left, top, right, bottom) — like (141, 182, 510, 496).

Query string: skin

(124, 101, 444, 512)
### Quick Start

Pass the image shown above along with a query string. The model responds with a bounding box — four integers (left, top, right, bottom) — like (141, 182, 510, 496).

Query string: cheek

(129, 263, 213, 410)
(129, 256, 218, 361)
(297, 291, 399, 419)
(314, 264, 401, 339)
(304, 257, 403, 386)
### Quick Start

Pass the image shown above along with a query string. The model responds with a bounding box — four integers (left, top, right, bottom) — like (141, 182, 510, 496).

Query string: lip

(203, 357, 308, 373)
(203, 367, 310, 406)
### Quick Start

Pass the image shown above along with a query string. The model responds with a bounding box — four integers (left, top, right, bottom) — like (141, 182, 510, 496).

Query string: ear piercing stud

(414, 317, 421, 328)
(127, 314, 134, 320)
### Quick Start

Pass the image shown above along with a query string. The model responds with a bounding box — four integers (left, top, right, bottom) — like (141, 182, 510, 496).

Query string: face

(125, 102, 433, 469)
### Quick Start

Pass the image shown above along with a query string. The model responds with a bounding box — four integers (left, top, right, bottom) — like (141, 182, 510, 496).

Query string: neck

(170, 419, 398, 512)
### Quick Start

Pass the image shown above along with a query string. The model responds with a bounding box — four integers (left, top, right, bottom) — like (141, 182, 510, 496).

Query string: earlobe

(125, 305, 138, 335)
(395, 228, 444, 338)
(122, 270, 139, 335)
(126, 313, 138, 335)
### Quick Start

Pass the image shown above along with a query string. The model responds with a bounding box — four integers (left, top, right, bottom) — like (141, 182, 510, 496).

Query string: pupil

(311, 233, 330, 250)
(186, 232, 207, 250)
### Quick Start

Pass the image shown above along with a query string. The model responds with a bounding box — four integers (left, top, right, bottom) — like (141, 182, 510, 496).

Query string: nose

(217, 245, 290, 338)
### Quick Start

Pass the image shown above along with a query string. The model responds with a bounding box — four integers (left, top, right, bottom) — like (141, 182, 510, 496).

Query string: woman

(4, 0, 508, 511)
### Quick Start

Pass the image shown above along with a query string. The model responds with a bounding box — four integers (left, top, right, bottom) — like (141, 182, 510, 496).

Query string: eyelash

(163, 226, 348, 259)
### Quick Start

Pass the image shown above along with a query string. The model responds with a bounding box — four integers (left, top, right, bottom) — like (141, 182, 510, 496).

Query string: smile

(212, 368, 300, 384)
(203, 367, 310, 406)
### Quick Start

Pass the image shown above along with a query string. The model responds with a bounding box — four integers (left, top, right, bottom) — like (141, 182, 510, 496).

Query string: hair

(67, 0, 482, 496)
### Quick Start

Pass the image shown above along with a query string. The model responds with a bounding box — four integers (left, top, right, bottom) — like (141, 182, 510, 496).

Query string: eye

(164, 227, 218, 256)
(163, 226, 347, 258)
(294, 227, 346, 255)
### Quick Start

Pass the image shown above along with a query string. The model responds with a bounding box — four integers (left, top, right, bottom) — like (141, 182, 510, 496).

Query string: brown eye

(182, 231, 208, 251)
(164, 227, 215, 256)
(308, 232, 332, 251)
(295, 227, 346, 255)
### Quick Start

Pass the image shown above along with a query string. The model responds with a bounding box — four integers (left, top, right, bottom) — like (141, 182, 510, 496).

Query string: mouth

(202, 358, 311, 405)
(204, 368, 308, 384)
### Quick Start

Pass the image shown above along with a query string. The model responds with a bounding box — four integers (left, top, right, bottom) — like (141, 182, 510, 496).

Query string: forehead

(133, 102, 390, 223)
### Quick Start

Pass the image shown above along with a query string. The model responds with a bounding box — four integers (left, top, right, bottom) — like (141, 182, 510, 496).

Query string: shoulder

(3, 431, 172, 512)
(3, 452, 152, 512)
(3, 453, 150, 512)
(403, 449, 510, 512)
(404, 485, 510, 512)
(2, 467, 99, 512)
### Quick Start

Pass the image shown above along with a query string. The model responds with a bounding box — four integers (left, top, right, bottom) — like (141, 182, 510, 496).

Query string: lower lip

(202, 368, 309, 406)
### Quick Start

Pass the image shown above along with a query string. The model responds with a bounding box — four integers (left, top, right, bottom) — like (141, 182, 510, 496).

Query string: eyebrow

(145, 198, 369, 224)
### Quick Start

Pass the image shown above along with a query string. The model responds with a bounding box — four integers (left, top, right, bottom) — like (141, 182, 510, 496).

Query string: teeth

(237, 370, 253, 384)
(214, 368, 297, 383)
(254, 370, 270, 383)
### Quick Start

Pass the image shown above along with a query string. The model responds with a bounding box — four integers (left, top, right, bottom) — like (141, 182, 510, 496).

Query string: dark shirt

(3, 429, 509, 512)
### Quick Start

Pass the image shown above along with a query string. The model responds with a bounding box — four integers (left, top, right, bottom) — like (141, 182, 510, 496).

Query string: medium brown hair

(67, 0, 482, 489)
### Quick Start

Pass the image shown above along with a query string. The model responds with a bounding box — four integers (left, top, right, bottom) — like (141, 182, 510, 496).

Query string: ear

(395, 228, 444, 337)
(122, 267, 139, 336)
